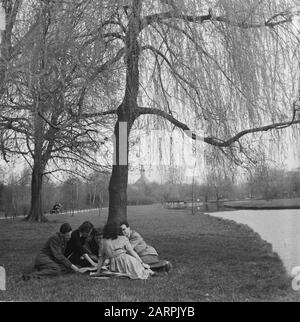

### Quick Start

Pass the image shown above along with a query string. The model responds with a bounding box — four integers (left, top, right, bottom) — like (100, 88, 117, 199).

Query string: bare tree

(0, 0, 117, 221)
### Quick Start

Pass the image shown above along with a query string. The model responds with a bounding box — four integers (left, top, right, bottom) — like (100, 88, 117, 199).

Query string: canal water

(211, 209, 300, 274)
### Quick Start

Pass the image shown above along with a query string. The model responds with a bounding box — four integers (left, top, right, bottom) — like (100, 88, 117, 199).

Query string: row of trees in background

(1, 164, 299, 216)
(0, 169, 109, 216)
(246, 166, 300, 200)
(128, 168, 300, 204)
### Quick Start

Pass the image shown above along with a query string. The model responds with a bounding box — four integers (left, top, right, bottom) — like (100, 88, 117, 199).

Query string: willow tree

(88, 0, 299, 225)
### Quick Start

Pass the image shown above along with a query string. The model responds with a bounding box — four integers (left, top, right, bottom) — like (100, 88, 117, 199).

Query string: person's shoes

(163, 261, 172, 273)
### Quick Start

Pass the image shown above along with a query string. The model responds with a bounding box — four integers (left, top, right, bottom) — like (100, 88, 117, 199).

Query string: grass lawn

(0, 205, 299, 302)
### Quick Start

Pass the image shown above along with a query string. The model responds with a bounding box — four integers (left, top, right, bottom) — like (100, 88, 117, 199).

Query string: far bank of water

(210, 209, 300, 274)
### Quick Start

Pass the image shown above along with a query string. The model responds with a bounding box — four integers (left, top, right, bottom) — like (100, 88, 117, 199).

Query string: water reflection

(211, 209, 300, 273)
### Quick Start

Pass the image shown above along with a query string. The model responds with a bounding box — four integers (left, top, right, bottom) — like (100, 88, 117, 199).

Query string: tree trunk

(107, 165, 129, 225)
(107, 119, 132, 224)
(25, 98, 48, 222)
(106, 1, 141, 225)
(26, 165, 47, 222)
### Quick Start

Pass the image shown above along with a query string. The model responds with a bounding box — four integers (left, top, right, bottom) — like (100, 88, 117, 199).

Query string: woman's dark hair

(120, 220, 129, 228)
(103, 222, 121, 240)
(92, 227, 103, 237)
(86, 227, 103, 242)
(78, 221, 94, 233)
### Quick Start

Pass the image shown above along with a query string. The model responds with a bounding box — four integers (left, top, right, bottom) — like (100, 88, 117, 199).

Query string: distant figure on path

(50, 203, 63, 214)
(96, 222, 153, 279)
(64, 221, 98, 268)
(23, 223, 87, 280)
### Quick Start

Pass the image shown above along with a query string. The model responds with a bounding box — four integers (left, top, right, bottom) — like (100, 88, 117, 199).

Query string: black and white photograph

(0, 0, 300, 305)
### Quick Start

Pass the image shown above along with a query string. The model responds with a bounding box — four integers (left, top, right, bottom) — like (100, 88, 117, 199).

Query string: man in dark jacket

(23, 223, 87, 280)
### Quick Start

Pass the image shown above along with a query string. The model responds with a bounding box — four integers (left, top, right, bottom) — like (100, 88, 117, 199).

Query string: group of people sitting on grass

(23, 220, 172, 281)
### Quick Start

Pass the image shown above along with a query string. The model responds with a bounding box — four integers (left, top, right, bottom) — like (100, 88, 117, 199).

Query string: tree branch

(81, 109, 118, 118)
(38, 111, 61, 130)
(141, 10, 212, 30)
(141, 8, 294, 31)
(138, 107, 300, 147)
(142, 45, 199, 93)
(89, 47, 125, 81)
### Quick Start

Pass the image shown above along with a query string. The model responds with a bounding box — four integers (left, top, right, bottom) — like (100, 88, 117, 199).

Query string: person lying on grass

(64, 221, 98, 268)
(95, 222, 154, 279)
(119, 221, 172, 273)
(23, 223, 89, 280)
(120, 221, 159, 264)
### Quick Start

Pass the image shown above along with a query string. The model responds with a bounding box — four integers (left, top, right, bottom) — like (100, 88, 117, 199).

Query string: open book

(79, 266, 98, 274)
(90, 270, 130, 278)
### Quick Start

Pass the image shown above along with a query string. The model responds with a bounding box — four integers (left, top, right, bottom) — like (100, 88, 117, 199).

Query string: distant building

(134, 165, 151, 186)
(128, 165, 153, 205)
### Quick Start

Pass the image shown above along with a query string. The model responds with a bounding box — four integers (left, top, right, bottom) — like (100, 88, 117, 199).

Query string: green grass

(0, 205, 299, 302)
